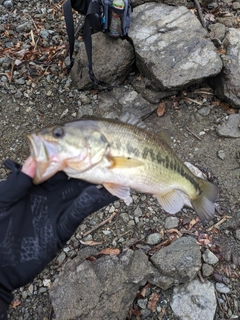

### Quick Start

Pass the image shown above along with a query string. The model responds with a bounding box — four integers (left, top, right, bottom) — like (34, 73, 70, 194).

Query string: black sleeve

(0, 298, 8, 320)
(0, 170, 33, 210)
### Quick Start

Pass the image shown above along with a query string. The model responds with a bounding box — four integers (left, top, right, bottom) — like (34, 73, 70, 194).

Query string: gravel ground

(0, 0, 240, 319)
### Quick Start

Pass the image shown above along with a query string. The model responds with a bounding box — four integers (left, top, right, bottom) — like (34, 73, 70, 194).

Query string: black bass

(27, 114, 218, 222)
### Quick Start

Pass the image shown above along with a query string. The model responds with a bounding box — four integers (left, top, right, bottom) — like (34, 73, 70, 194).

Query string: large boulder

(209, 28, 240, 108)
(70, 32, 135, 90)
(128, 3, 222, 91)
(149, 237, 201, 289)
(50, 249, 153, 320)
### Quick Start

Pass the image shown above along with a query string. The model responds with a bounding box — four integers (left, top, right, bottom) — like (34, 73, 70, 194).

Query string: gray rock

(149, 237, 201, 289)
(149, 265, 174, 290)
(129, 3, 222, 91)
(202, 248, 219, 265)
(171, 279, 217, 320)
(97, 86, 158, 119)
(39, 29, 50, 40)
(146, 233, 162, 245)
(198, 106, 211, 116)
(209, 29, 240, 108)
(232, 2, 240, 9)
(217, 149, 226, 160)
(164, 216, 179, 229)
(202, 263, 214, 277)
(70, 32, 135, 90)
(3, 0, 13, 8)
(234, 228, 240, 240)
(15, 78, 26, 85)
(208, 23, 226, 42)
(50, 249, 153, 320)
(137, 298, 148, 309)
(132, 77, 178, 104)
(215, 282, 231, 294)
(16, 21, 33, 33)
(216, 114, 240, 138)
(134, 205, 143, 217)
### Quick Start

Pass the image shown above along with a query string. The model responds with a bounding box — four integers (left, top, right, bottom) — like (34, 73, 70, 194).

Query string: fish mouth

(26, 133, 54, 184)
(27, 133, 50, 162)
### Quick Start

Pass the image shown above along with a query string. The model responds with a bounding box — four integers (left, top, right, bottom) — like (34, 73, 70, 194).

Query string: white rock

(171, 279, 217, 320)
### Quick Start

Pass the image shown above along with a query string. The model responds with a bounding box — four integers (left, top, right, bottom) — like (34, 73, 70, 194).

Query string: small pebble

(102, 230, 111, 235)
(215, 282, 230, 294)
(202, 249, 219, 265)
(146, 233, 162, 245)
(134, 206, 142, 217)
(137, 298, 148, 309)
(217, 150, 225, 160)
(198, 107, 211, 116)
(56, 252, 66, 265)
(43, 279, 51, 287)
(202, 263, 214, 277)
(164, 216, 179, 229)
(234, 229, 240, 240)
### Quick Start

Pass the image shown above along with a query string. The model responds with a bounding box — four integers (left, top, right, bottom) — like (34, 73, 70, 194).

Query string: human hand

(21, 156, 36, 178)
(0, 159, 117, 311)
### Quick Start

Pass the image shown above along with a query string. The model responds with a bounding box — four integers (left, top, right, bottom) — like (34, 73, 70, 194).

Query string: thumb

(21, 157, 36, 178)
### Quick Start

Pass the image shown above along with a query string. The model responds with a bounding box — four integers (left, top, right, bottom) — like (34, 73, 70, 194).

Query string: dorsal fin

(119, 112, 146, 129)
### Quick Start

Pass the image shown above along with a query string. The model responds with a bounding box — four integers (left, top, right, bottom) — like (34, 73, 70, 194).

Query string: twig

(197, 270, 205, 283)
(81, 210, 118, 238)
(206, 216, 232, 231)
(193, 0, 206, 28)
(194, 90, 214, 95)
(184, 97, 203, 105)
(215, 290, 227, 317)
(186, 126, 202, 141)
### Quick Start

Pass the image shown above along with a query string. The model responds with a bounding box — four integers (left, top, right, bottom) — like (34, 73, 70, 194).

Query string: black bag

(63, 0, 132, 88)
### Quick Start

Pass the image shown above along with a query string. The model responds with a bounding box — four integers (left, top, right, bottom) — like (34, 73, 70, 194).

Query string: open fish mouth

(27, 134, 52, 161)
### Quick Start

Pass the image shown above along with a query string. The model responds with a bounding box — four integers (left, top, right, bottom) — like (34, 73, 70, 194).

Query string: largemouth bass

(27, 114, 218, 222)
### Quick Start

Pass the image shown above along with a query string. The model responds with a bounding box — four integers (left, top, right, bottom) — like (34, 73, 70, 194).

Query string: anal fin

(155, 190, 184, 214)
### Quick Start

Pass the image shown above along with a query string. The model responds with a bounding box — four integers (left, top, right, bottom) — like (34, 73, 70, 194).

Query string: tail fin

(191, 179, 219, 223)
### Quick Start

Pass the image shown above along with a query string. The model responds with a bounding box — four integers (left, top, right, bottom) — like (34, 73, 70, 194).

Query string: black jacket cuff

(0, 298, 8, 320)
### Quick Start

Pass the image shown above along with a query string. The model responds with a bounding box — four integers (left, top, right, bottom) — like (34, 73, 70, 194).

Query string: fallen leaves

(79, 240, 102, 246)
(11, 299, 21, 308)
(157, 102, 166, 117)
(98, 248, 120, 255)
(147, 292, 160, 312)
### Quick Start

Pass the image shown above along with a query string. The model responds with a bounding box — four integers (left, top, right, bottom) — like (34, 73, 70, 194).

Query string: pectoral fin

(155, 190, 184, 214)
(103, 183, 132, 205)
(109, 157, 144, 169)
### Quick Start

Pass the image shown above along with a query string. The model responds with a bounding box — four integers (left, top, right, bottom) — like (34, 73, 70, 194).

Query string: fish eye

(52, 127, 64, 138)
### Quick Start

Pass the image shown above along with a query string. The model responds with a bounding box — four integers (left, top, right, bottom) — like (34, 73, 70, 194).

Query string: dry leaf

(217, 49, 227, 55)
(86, 255, 97, 261)
(60, 108, 68, 119)
(167, 229, 182, 237)
(211, 100, 221, 107)
(157, 102, 166, 117)
(130, 308, 141, 316)
(188, 217, 199, 229)
(147, 292, 160, 312)
(226, 108, 238, 114)
(98, 248, 120, 255)
(80, 240, 102, 246)
(220, 102, 231, 111)
(12, 299, 21, 308)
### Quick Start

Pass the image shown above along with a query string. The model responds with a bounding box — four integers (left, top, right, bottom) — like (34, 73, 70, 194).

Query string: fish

(27, 113, 219, 223)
